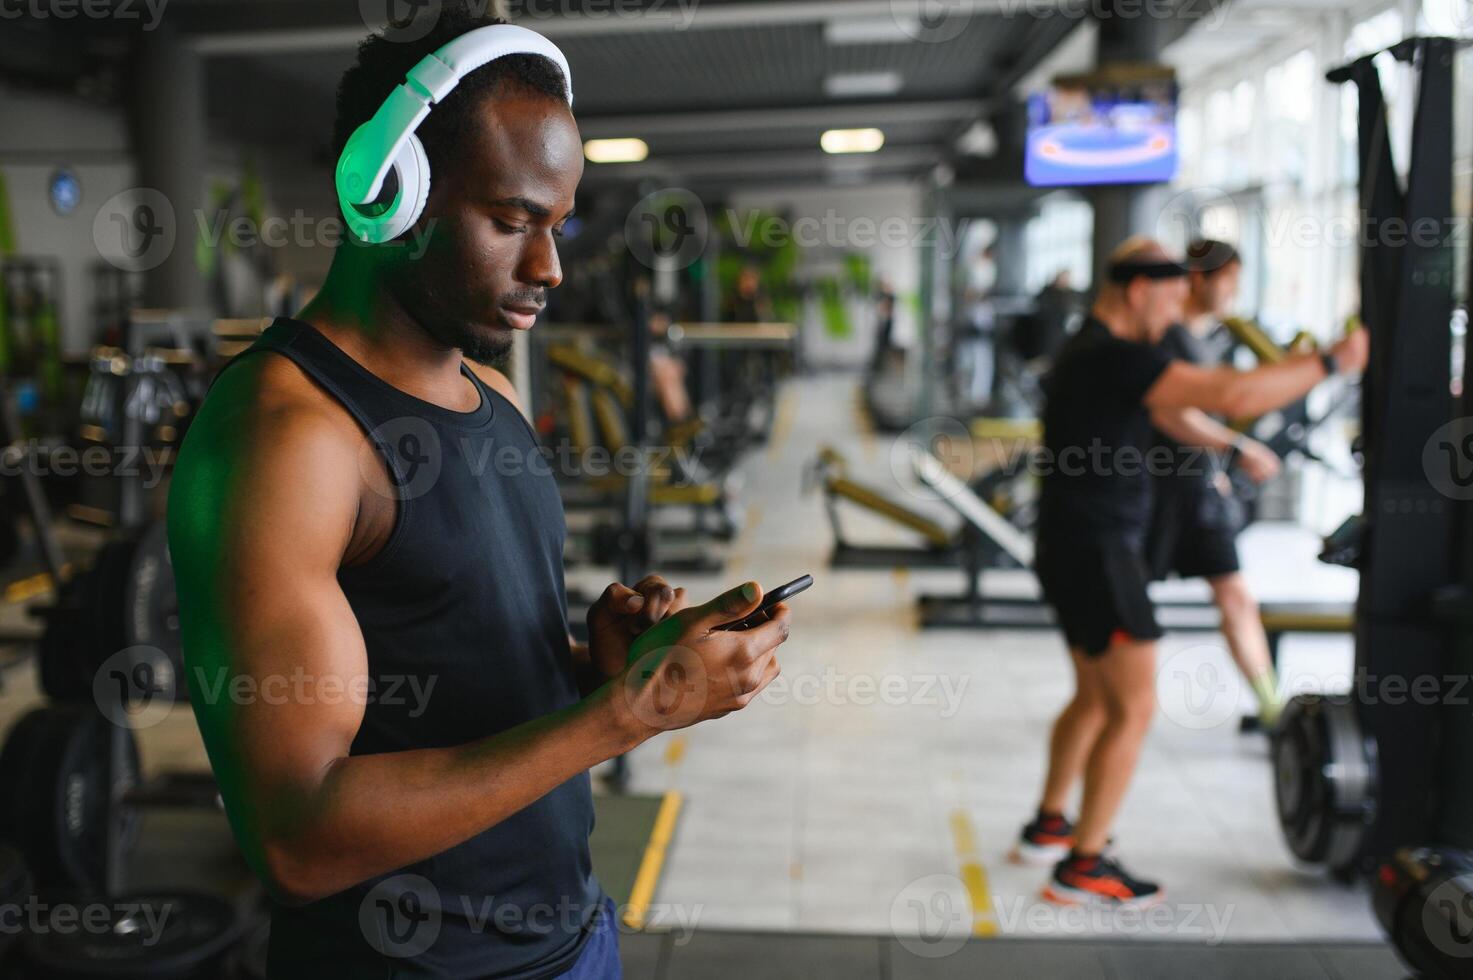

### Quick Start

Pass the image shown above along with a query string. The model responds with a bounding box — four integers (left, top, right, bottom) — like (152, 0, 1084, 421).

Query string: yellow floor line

(948, 809, 999, 937)
(663, 736, 687, 768)
(623, 790, 683, 929)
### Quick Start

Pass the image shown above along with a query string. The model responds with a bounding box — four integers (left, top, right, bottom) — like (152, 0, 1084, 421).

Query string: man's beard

(454, 323, 514, 368)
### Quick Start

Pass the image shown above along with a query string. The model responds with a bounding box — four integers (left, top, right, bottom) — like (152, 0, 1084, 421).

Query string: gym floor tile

(618, 930, 668, 980)
(658, 931, 884, 980)
(1100, 943, 1343, 980)
(1313, 944, 1409, 980)
(887, 938, 1112, 979)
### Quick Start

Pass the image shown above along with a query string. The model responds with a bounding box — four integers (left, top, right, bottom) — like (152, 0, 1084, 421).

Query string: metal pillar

(133, 28, 208, 313)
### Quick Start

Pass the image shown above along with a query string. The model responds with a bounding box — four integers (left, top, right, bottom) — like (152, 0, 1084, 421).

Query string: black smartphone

(713, 574, 814, 631)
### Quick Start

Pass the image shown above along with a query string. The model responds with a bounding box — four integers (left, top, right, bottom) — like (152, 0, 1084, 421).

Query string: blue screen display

(1024, 85, 1178, 187)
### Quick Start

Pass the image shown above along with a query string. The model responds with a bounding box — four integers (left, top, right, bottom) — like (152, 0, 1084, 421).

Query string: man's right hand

(1236, 438, 1281, 484)
(612, 582, 790, 737)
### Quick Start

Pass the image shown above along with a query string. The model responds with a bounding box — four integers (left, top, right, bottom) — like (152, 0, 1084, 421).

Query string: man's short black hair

(1185, 239, 1240, 277)
(333, 3, 570, 179)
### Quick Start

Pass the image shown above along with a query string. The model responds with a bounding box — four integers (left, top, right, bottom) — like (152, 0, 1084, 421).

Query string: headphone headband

(336, 24, 574, 243)
(1107, 259, 1188, 284)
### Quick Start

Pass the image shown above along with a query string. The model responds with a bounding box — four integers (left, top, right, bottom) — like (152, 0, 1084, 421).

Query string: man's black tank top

(225, 319, 600, 979)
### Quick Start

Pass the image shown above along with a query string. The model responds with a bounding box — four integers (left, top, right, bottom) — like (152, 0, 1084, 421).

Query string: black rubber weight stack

(0, 706, 139, 894)
(40, 522, 185, 704)
(23, 892, 240, 980)
(0, 845, 33, 962)
(1374, 847, 1473, 979)
(1273, 693, 1376, 871)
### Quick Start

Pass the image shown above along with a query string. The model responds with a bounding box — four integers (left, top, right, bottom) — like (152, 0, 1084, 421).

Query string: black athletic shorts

(1145, 480, 1241, 582)
(1034, 532, 1164, 657)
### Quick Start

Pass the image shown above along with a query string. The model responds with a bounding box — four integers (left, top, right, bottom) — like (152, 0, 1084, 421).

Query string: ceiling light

(824, 17, 920, 45)
(583, 138, 648, 164)
(955, 120, 997, 158)
(824, 71, 903, 98)
(821, 128, 886, 154)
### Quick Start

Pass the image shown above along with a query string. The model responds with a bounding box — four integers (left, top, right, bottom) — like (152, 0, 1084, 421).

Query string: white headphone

(335, 24, 574, 245)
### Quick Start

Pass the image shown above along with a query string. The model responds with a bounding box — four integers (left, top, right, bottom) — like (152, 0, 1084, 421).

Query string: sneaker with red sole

(1008, 812, 1076, 865)
(1042, 852, 1163, 908)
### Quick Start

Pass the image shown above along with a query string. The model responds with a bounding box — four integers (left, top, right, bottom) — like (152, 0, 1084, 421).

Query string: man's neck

(1182, 296, 1216, 337)
(1089, 300, 1145, 344)
(294, 252, 478, 412)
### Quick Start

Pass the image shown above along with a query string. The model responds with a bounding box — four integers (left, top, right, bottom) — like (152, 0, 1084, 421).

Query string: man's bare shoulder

(173, 352, 371, 522)
(189, 353, 366, 458)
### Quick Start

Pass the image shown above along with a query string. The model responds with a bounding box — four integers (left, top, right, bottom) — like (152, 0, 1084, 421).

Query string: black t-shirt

(1038, 316, 1174, 540)
(224, 321, 601, 980)
(1154, 323, 1225, 494)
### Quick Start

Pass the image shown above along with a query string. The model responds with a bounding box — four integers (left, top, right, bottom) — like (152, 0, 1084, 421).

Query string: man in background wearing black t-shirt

(1147, 240, 1285, 729)
(1009, 238, 1367, 906)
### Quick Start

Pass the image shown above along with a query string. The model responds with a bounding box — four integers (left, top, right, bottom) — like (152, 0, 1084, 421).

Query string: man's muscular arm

(169, 360, 787, 907)
(167, 363, 639, 905)
(170, 361, 789, 907)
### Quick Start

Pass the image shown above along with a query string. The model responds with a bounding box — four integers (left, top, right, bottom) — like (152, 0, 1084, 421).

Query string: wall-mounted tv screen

(1025, 70, 1179, 187)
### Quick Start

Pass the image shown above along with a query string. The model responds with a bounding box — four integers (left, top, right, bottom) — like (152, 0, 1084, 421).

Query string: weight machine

(1266, 36, 1473, 979)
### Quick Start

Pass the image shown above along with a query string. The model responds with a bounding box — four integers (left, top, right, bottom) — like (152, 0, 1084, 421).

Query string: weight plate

(24, 891, 240, 980)
(37, 591, 91, 703)
(1273, 693, 1374, 868)
(0, 845, 32, 960)
(122, 522, 181, 673)
(0, 707, 139, 894)
(37, 522, 185, 706)
(1377, 848, 1473, 980)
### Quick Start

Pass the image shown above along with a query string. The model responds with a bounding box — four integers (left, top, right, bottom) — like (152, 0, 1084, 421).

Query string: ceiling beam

(186, 0, 1023, 55)
(580, 144, 938, 180)
(579, 99, 986, 138)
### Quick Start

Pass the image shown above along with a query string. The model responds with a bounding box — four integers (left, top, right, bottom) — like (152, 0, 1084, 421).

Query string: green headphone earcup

(336, 130, 430, 245)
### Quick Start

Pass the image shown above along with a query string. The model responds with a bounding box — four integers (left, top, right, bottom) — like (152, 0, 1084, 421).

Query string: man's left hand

(587, 575, 688, 679)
